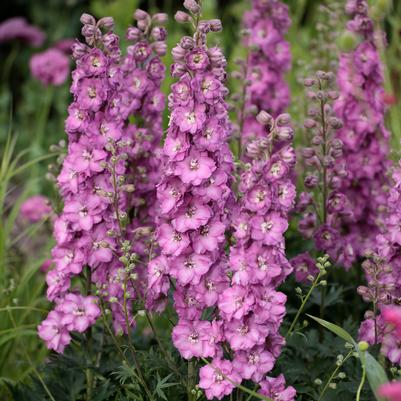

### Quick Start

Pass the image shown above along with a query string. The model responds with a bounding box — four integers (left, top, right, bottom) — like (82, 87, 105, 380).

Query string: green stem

(318, 351, 353, 401)
(188, 360, 195, 401)
(286, 271, 323, 337)
(356, 364, 366, 401)
(86, 268, 94, 401)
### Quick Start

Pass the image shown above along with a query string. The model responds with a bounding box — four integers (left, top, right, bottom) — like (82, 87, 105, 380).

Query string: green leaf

(364, 352, 388, 401)
(307, 315, 357, 347)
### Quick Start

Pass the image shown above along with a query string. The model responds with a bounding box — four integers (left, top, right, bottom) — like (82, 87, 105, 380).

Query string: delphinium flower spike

(297, 71, 350, 266)
(358, 159, 401, 365)
(119, 10, 168, 301)
(147, 0, 236, 397)
(216, 112, 296, 399)
(333, 0, 390, 265)
(240, 0, 291, 148)
(38, 12, 163, 351)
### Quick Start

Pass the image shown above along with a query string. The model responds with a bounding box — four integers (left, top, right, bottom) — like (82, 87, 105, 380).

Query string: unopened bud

(256, 110, 273, 126)
(175, 11, 192, 23)
(134, 9, 149, 21)
(80, 13, 96, 26)
(184, 0, 201, 14)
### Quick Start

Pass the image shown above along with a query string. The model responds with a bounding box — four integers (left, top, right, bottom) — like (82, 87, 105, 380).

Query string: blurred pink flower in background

(30, 48, 70, 86)
(0, 17, 45, 47)
(379, 382, 401, 401)
(20, 195, 52, 222)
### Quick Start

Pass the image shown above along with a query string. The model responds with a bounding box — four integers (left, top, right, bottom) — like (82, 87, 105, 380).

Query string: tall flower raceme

(119, 10, 168, 295)
(333, 0, 391, 265)
(240, 0, 291, 146)
(38, 13, 164, 352)
(296, 71, 351, 268)
(358, 159, 401, 365)
(216, 112, 296, 400)
(146, 0, 237, 397)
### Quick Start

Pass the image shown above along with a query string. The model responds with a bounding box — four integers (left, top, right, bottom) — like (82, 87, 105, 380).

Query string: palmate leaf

(154, 373, 178, 401)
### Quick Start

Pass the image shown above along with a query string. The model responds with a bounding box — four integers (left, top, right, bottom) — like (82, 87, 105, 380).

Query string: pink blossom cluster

(241, 0, 291, 144)
(30, 48, 70, 86)
(377, 307, 401, 401)
(20, 195, 52, 223)
(333, 0, 390, 265)
(0, 17, 45, 47)
(358, 159, 401, 365)
(39, 11, 167, 352)
(118, 10, 168, 290)
(222, 112, 296, 399)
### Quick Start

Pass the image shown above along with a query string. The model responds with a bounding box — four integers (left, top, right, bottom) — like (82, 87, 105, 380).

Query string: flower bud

(304, 78, 316, 87)
(152, 13, 168, 24)
(277, 113, 291, 126)
(256, 110, 273, 126)
(134, 9, 149, 21)
(328, 117, 343, 129)
(302, 147, 315, 159)
(276, 127, 293, 141)
(80, 13, 96, 26)
(175, 11, 192, 24)
(304, 175, 319, 188)
(137, 19, 150, 31)
(126, 27, 142, 41)
(358, 341, 369, 352)
(304, 119, 316, 129)
(152, 41, 167, 56)
(151, 27, 167, 41)
(337, 31, 359, 52)
(97, 17, 114, 29)
(209, 19, 223, 32)
(184, 0, 201, 14)
(172, 45, 186, 61)
(180, 36, 194, 50)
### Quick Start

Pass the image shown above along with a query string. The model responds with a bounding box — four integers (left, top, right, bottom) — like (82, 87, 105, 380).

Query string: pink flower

(170, 253, 212, 285)
(250, 213, 288, 246)
(259, 374, 296, 401)
(30, 48, 70, 86)
(192, 219, 226, 253)
(172, 201, 212, 232)
(224, 318, 266, 351)
(57, 294, 100, 332)
(158, 224, 190, 256)
(199, 359, 241, 400)
(173, 104, 206, 134)
(218, 286, 254, 321)
(172, 319, 217, 359)
(38, 311, 71, 353)
(233, 347, 275, 382)
(175, 151, 216, 185)
(77, 77, 108, 111)
(20, 195, 52, 223)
